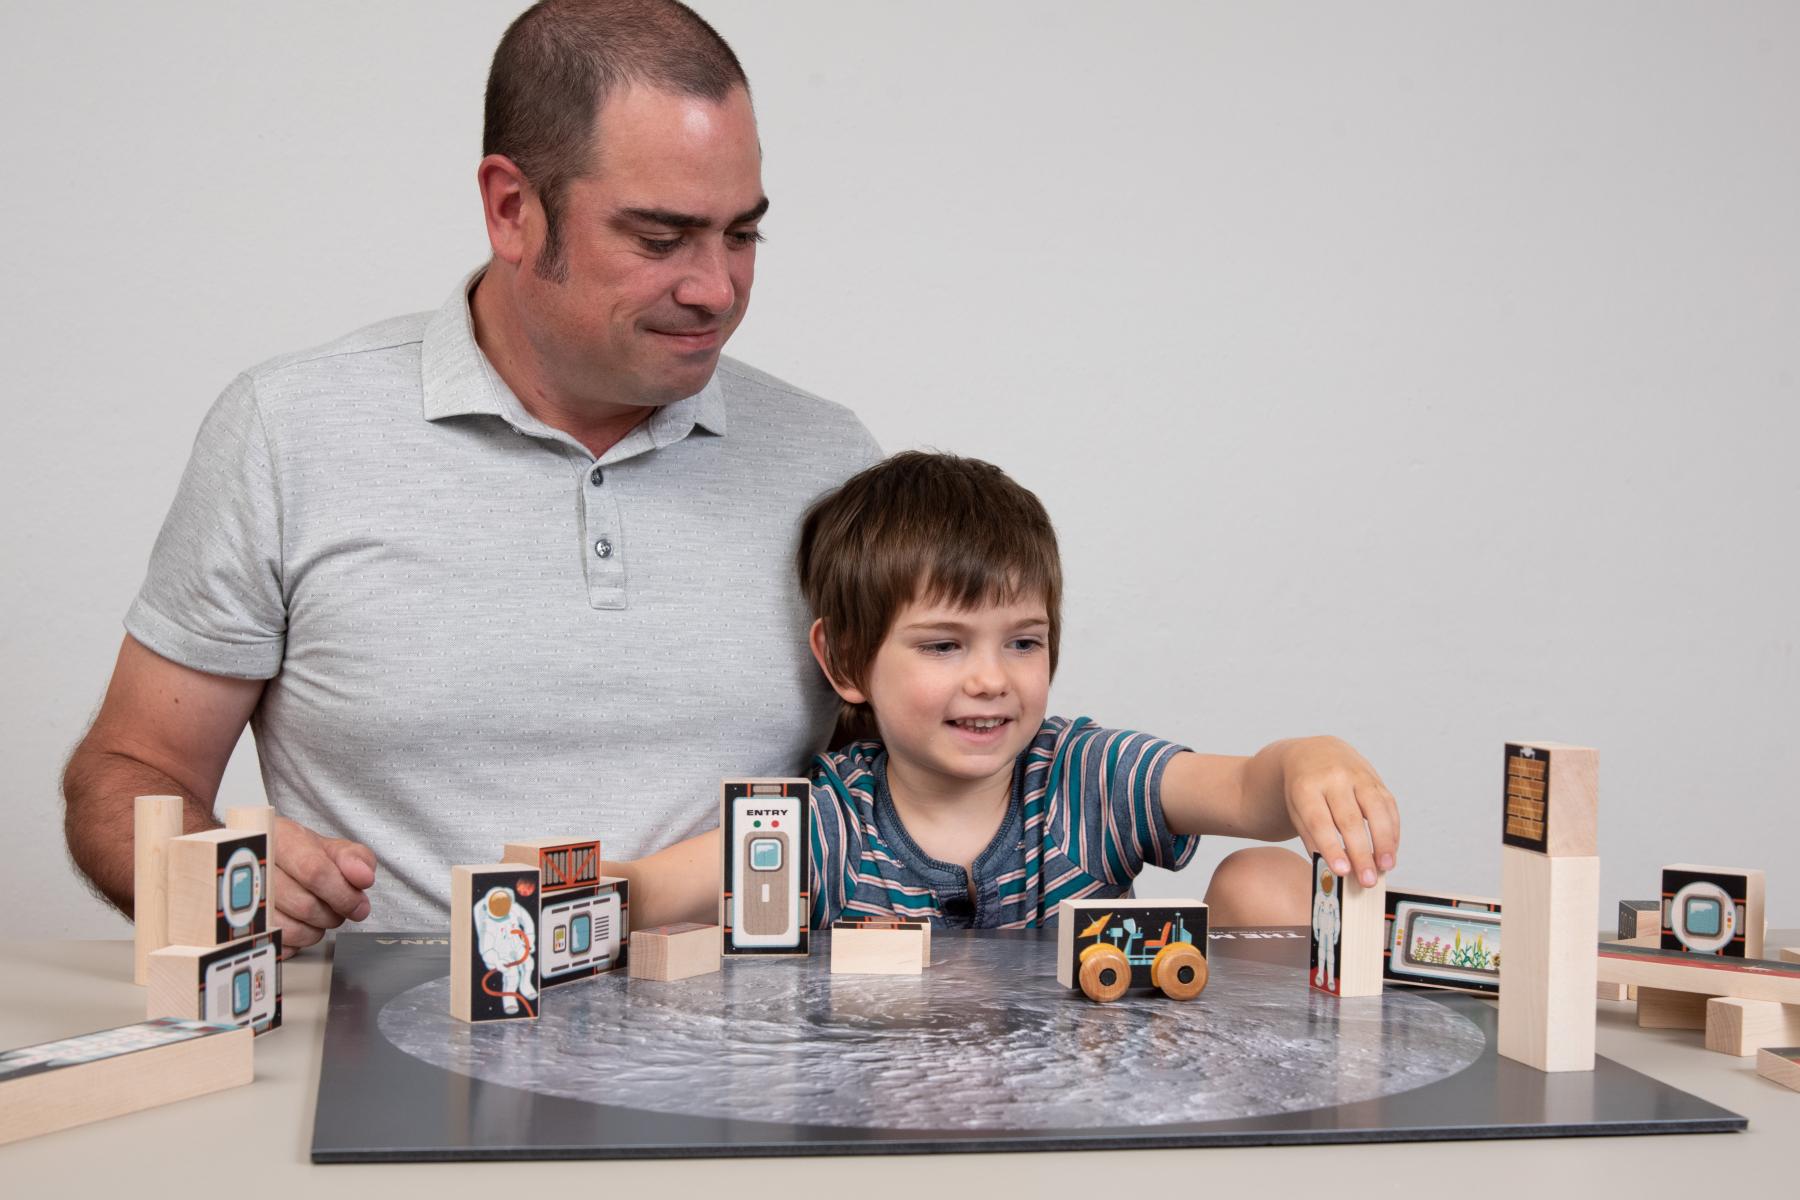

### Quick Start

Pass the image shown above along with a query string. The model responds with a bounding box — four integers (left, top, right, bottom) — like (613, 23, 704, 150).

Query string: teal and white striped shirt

(808, 716, 1198, 928)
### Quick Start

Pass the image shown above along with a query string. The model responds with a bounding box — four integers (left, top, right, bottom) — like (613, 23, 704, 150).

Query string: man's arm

(62, 634, 377, 953)
(602, 828, 721, 930)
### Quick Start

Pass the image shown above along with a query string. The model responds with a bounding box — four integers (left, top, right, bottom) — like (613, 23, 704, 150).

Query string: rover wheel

(1150, 941, 1208, 1001)
(1079, 943, 1131, 1003)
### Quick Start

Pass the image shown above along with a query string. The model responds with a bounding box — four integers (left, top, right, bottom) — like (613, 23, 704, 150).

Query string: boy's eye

(918, 641, 958, 655)
(1009, 638, 1045, 653)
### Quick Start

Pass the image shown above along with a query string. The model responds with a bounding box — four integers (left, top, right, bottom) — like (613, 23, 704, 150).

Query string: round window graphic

(219, 846, 263, 934)
(1668, 880, 1735, 953)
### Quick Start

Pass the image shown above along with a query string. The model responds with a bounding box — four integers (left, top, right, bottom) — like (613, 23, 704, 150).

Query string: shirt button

(594, 538, 613, 559)
(589, 466, 604, 486)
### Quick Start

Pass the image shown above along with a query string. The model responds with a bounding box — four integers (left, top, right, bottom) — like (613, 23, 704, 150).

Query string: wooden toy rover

(1055, 899, 1210, 1003)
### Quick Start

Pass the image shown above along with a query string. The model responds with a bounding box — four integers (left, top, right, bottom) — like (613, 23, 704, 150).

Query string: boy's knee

(1203, 846, 1311, 927)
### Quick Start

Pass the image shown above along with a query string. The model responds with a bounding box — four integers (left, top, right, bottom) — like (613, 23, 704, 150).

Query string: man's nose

(673, 239, 735, 315)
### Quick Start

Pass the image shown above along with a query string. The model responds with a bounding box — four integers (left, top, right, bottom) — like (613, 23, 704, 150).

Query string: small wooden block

(1660, 864, 1766, 959)
(1781, 947, 1800, 965)
(1705, 997, 1800, 1057)
(1755, 1046, 1800, 1092)
(133, 795, 184, 985)
(1596, 981, 1629, 1002)
(1637, 985, 1710, 1029)
(147, 930, 283, 1035)
(1499, 846, 1600, 1071)
(629, 923, 721, 982)
(1501, 742, 1597, 857)
(1309, 854, 1385, 997)
(501, 838, 602, 893)
(451, 864, 542, 1022)
(1617, 899, 1659, 942)
(167, 828, 269, 948)
(0, 1019, 252, 1146)
(830, 919, 931, 975)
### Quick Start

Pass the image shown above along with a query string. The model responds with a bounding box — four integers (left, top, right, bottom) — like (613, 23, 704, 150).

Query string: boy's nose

(963, 657, 1008, 697)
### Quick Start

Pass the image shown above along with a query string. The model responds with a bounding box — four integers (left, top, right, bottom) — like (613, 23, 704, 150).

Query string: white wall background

(3, 1, 1794, 937)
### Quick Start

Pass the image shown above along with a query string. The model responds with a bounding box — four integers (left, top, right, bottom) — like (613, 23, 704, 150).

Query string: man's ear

(808, 619, 867, 705)
(476, 153, 535, 267)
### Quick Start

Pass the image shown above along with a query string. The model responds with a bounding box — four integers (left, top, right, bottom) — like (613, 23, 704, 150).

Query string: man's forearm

(61, 746, 217, 917)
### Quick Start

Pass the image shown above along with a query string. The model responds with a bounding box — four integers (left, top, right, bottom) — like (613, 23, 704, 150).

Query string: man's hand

(270, 815, 378, 956)
(1278, 736, 1400, 889)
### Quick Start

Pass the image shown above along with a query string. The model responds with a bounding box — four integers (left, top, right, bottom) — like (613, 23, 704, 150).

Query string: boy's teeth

(954, 718, 1005, 730)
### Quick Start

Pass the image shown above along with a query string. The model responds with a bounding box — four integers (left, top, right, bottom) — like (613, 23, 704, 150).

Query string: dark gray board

(311, 927, 1743, 1161)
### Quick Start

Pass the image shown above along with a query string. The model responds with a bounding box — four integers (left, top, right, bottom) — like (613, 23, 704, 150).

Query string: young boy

(617, 452, 1399, 928)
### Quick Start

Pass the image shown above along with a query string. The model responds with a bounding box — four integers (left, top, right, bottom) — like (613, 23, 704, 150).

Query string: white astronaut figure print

(1311, 862, 1341, 991)
(473, 886, 539, 1015)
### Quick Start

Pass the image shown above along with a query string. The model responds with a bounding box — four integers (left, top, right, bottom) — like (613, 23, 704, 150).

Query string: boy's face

(823, 593, 1052, 791)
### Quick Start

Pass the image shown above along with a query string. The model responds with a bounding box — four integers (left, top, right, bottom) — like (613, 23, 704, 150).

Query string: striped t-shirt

(807, 716, 1198, 929)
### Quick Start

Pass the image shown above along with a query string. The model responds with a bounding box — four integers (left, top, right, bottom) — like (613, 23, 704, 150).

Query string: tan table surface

(2, 936, 1795, 1196)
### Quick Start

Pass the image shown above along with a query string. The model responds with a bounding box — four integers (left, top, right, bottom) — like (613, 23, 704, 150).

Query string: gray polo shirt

(127, 273, 881, 929)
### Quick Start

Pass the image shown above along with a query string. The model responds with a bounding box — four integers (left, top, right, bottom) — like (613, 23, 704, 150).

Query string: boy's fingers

(1359, 783, 1400, 871)
(1300, 800, 1349, 875)
(1325, 783, 1378, 887)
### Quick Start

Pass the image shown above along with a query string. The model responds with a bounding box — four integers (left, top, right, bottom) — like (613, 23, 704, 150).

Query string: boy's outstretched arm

(1160, 737, 1399, 889)
(603, 828, 722, 929)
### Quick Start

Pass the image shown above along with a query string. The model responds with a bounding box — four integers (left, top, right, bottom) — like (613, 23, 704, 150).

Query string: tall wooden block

(0, 1019, 252, 1146)
(1705, 997, 1800, 1057)
(830, 919, 931, 975)
(1637, 985, 1709, 1029)
(1660, 864, 1765, 959)
(450, 864, 541, 1022)
(1309, 854, 1386, 997)
(223, 804, 275, 841)
(1501, 742, 1597, 857)
(1499, 846, 1600, 1071)
(720, 779, 810, 957)
(629, 923, 721, 982)
(147, 930, 283, 1035)
(167, 828, 269, 949)
(133, 795, 184, 985)
(1756, 1046, 1800, 1092)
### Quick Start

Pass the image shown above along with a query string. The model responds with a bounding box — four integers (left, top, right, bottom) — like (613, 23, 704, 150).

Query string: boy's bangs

(917, 554, 1055, 618)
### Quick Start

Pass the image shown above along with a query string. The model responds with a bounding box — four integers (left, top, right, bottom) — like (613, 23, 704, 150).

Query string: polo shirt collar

(420, 268, 729, 447)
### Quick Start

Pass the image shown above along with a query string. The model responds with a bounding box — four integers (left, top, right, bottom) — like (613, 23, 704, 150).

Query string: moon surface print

(380, 934, 1486, 1131)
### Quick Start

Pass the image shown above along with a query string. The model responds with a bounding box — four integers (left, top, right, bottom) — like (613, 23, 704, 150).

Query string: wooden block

(1499, 846, 1600, 1072)
(501, 838, 601, 893)
(830, 919, 931, 975)
(133, 795, 184, 985)
(1617, 899, 1659, 941)
(1705, 997, 1800, 1057)
(1661, 865, 1766, 959)
(0, 1019, 252, 1146)
(1501, 742, 1597, 857)
(450, 864, 541, 1022)
(1382, 886, 1500, 995)
(223, 804, 274, 841)
(720, 779, 810, 956)
(629, 923, 721, 982)
(1781, 947, 1800, 965)
(147, 930, 283, 1035)
(1309, 854, 1386, 997)
(1057, 898, 1210, 1002)
(167, 828, 268, 949)
(1597, 942, 1800, 1005)
(1596, 981, 1629, 1002)
(1755, 1046, 1800, 1092)
(1637, 985, 1709, 1029)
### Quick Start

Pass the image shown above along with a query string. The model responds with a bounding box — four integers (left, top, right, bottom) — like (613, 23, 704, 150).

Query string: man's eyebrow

(615, 196, 770, 231)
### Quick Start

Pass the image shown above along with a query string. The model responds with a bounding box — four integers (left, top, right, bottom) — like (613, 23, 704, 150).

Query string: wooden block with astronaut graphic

(1501, 742, 1597, 858)
(450, 865, 541, 1023)
(1660, 864, 1765, 960)
(147, 930, 283, 1036)
(1310, 853, 1387, 997)
(166, 829, 269, 949)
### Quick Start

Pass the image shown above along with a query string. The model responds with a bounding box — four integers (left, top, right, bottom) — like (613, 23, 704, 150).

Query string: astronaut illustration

(1312, 864, 1341, 990)
(472, 886, 538, 1015)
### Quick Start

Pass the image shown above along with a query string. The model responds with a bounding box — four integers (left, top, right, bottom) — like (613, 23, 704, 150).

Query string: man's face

(857, 594, 1053, 795)
(513, 85, 765, 412)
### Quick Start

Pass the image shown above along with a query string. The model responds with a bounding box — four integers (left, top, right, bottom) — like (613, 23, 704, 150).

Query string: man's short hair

(798, 452, 1064, 745)
(484, 0, 749, 281)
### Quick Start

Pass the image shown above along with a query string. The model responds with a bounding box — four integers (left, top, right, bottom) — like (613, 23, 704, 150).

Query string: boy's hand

(1278, 736, 1399, 889)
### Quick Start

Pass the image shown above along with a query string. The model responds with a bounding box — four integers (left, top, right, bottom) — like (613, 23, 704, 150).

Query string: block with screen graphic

(501, 839, 627, 986)
(1382, 887, 1500, 995)
(1056, 899, 1209, 1002)
(166, 829, 268, 948)
(720, 778, 810, 956)
(1501, 742, 1597, 857)
(450, 864, 541, 1023)
(1660, 864, 1765, 959)
(147, 929, 283, 1035)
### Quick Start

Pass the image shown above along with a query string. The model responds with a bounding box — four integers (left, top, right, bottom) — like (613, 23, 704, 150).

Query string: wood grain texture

(1705, 997, 1800, 1057)
(830, 923, 930, 975)
(132, 796, 183, 985)
(629, 923, 721, 982)
(1499, 847, 1600, 1071)
(1755, 1047, 1800, 1092)
(1597, 944, 1800, 1005)
(1636, 985, 1709, 1030)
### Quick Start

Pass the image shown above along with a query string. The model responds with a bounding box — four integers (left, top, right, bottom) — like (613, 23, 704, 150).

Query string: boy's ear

(808, 619, 868, 705)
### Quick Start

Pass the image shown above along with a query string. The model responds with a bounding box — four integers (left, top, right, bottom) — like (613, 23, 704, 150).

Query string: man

(62, 0, 879, 952)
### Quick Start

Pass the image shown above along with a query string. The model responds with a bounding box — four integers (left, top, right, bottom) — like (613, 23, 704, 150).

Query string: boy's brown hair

(797, 452, 1062, 745)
